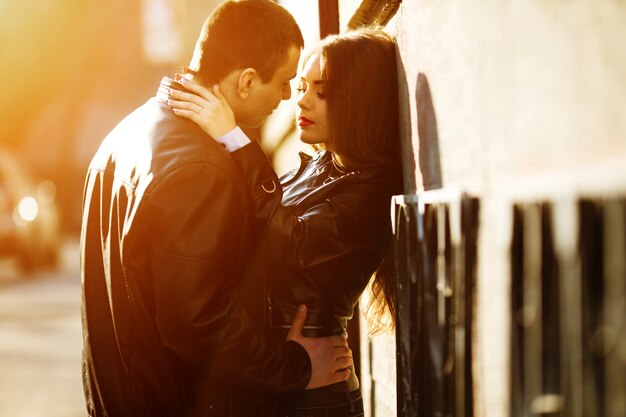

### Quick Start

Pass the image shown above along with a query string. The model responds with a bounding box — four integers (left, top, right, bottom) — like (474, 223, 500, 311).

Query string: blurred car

(0, 149, 60, 273)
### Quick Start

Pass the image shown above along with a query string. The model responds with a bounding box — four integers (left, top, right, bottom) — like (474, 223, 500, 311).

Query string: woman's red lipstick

(298, 116, 314, 127)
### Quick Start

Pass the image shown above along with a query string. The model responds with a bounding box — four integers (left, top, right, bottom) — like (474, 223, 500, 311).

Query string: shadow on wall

(395, 51, 417, 194)
(415, 73, 442, 191)
(396, 60, 443, 193)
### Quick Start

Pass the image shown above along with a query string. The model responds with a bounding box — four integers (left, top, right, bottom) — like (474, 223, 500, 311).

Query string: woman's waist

(276, 372, 361, 400)
(269, 300, 350, 338)
(270, 317, 347, 338)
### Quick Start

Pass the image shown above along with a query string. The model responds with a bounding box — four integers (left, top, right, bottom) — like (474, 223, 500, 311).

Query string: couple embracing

(80, 1, 401, 416)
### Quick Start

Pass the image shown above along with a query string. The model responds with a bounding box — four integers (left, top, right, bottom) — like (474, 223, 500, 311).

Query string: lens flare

(18, 196, 39, 222)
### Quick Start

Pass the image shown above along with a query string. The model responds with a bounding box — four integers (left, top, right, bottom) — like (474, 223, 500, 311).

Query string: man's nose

(282, 84, 292, 100)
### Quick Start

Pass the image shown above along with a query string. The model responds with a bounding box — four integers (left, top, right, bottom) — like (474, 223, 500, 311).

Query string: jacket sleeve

(230, 141, 282, 225)
(266, 182, 390, 269)
(144, 160, 310, 391)
(231, 141, 391, 269)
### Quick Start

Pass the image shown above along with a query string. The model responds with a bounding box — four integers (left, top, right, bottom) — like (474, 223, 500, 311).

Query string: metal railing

(510, 197, 626, 417)
(392, 189, 479, 417)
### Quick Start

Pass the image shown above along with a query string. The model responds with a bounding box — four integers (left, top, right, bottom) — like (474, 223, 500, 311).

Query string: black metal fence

(510, 198, 626, 417)
(391, 192, 625, 416)
(392, 190, 479, 417)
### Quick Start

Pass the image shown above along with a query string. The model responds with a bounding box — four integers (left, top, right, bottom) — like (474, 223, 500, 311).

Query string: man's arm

(145, 161, 351, 390)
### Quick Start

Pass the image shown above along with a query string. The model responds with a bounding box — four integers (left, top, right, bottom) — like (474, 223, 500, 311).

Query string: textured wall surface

(366, 1, 626, 416)
(394, 1, 626, 194)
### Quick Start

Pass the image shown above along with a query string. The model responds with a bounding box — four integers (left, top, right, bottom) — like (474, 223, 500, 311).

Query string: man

(80, 1, 351, 416)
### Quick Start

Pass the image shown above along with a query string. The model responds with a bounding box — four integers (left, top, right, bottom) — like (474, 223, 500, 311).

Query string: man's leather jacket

(80, 80, 310, 417)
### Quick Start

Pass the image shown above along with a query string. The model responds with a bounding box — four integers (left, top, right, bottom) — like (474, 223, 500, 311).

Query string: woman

(169, 27, 401, 417)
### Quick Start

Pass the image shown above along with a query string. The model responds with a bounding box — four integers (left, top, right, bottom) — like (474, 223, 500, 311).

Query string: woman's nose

(297, 91, 310, 110)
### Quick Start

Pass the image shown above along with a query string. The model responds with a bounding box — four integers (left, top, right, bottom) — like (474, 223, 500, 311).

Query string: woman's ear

(236, 68, 256, 99)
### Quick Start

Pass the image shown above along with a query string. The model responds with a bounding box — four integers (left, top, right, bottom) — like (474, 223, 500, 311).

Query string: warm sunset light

(17, 196, 38, 222)
(36, 180, 57, 205)
(1, 0, 161, 233)
(0, 2, 624, 417)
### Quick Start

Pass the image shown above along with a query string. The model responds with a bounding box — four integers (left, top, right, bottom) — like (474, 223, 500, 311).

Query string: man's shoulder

(150, 123, 240, 182)
(89, 99, 243, 196)
(104, 99, 237, 170)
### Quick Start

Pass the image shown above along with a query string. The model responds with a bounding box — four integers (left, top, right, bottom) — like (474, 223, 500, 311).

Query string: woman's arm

(168, 77, 391, 267)
(168, 77, 282, 223)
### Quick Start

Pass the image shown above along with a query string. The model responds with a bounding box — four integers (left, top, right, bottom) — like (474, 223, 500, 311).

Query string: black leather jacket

(231, 142, 400, 395)
(80, 79, 311, 417)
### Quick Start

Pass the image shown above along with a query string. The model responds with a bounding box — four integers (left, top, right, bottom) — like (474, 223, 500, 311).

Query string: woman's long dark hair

(314, 28, 400, 172)
(368, 244, 397, 333)
(311, 28, 402, 331)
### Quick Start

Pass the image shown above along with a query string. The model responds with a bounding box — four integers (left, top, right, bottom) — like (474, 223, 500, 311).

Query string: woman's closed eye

(296, 80, 308, 94)
(297, 80, 326, 99)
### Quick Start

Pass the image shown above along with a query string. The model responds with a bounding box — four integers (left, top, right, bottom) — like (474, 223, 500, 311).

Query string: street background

(0, 238, 83, 417)
(1, 2, 180, 414)
(0, 2, 319, 415)
(2, 1, 625, 416)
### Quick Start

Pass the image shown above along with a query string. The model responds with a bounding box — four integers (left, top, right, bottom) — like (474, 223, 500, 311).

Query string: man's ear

(236, 68, 256, 100)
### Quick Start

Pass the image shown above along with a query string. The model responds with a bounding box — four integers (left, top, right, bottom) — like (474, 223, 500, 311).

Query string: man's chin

(240, 116, 267, 129)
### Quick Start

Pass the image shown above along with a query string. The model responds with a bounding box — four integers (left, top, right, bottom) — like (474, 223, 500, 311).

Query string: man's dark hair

(189, 0, 304, 84)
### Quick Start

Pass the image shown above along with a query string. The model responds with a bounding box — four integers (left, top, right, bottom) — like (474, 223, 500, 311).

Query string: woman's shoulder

(342, 163, 400, 189)
(278, 150, 323, 184)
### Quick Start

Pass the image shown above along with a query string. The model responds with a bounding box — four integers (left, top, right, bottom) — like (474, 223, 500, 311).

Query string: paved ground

(0, 237, 85, 417)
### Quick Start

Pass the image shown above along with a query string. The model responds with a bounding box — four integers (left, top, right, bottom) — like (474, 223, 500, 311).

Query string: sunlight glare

(17, 196, 39, 222)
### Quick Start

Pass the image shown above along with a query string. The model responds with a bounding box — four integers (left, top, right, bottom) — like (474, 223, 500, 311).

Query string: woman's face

(296, 54, 329, 146)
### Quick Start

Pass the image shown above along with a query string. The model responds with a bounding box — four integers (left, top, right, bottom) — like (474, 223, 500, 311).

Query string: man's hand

(286, 305, 353, 389)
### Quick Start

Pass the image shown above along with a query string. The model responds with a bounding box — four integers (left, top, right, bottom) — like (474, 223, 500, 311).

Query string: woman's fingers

(168, 96, 210, 125)
(168, 97, 200, 114)
(168, 78, 236, 138)
(179, 76, 218, 102)
(170, 107, 201, 125)
(168, 87, 207, 108)
(168, 96, 221, 117)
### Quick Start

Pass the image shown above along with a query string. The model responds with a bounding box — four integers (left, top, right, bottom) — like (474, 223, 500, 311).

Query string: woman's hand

(168, 77, 237, 139)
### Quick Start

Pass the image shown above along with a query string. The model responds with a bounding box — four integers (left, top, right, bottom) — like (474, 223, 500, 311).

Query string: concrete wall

(259, 2, 626, 415)
(383, 1, 626, 416)
(394, 1, 626, 194)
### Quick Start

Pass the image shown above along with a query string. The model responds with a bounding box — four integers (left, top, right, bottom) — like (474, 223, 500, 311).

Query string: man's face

(238, 45, 300, 128)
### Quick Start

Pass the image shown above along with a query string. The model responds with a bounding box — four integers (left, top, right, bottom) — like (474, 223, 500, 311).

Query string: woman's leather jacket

(231, 141, 400, 394)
